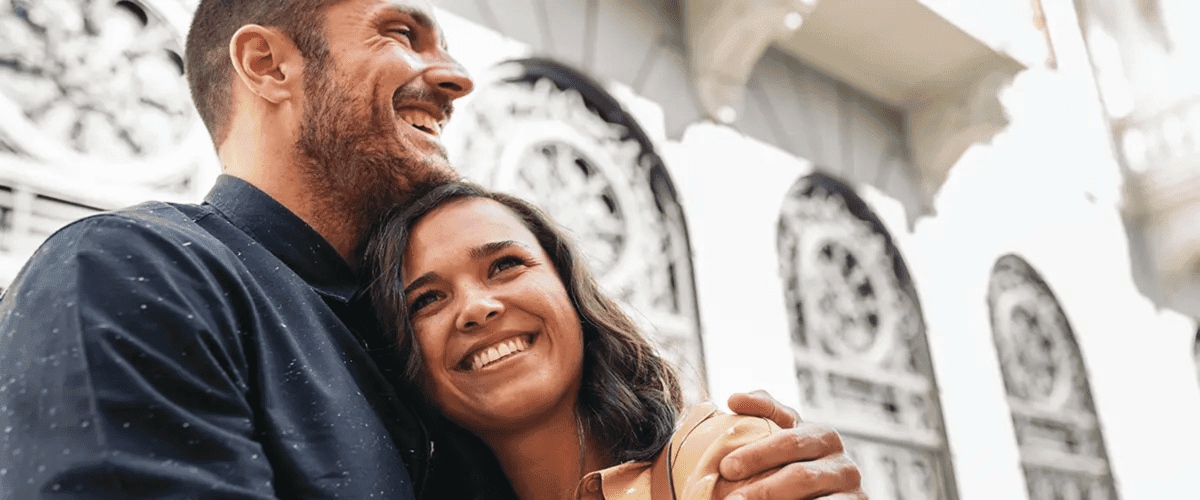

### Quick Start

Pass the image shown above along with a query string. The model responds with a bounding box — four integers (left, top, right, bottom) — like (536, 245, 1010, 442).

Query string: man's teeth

(396, 109, 441, 135)
(469, 336, 530, 371)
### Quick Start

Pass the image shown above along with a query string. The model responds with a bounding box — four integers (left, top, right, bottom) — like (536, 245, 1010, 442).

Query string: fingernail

(727, 494, 745, 500)
(725, 457, 742, 477)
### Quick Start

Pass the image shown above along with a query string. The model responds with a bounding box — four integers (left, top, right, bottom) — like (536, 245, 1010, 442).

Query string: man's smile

(392, 86, 452, 138)
(395, 107, 443, 136)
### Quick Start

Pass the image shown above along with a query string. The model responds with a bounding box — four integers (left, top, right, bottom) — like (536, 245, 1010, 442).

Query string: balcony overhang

(684, 0, 1025, 212)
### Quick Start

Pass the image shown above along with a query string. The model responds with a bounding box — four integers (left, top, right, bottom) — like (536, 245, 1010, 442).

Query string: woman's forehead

(406, 198, 539, 260)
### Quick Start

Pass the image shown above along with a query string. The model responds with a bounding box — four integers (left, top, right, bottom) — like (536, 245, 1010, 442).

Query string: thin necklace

(575, 410, 587, 481)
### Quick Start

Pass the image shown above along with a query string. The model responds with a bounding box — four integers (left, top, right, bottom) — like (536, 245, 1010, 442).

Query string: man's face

(295, 0, 473, 246)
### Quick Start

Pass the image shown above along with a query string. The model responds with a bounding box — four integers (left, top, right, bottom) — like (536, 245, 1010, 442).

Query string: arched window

(987, 255, 1119, 500)
(777, 172, 957, 500)
(445, 59, 707, 400)
(1194, 325, 1200, 384)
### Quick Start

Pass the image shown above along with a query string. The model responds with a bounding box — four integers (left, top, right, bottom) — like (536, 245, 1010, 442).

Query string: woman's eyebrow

(469, 240, 523, 260)
(402, 241, 527, 295)
(403, 273, 439, 296)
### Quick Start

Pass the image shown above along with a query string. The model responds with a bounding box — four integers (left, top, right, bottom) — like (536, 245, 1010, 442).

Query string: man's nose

(456, 291, 503, 331)
(424, 59, 473, 100)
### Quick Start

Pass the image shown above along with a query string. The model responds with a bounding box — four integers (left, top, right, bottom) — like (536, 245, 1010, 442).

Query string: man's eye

(389, 27, 414, 43)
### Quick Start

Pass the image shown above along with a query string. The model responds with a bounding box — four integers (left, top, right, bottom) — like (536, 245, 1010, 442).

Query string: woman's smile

(460, 333, 536, 371)
(402, 197, 585, 434)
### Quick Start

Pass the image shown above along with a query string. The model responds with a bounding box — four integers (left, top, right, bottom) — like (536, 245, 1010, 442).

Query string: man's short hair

(185, 0, 342, 145)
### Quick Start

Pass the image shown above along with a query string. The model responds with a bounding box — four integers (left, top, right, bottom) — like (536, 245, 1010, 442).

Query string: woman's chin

(443, 382, 578, 437)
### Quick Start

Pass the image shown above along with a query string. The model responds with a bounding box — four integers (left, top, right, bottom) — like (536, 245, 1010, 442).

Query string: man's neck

(221, 169, 359, 264)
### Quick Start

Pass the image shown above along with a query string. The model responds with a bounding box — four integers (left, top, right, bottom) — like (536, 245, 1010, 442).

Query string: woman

(362, 182, 780, 500)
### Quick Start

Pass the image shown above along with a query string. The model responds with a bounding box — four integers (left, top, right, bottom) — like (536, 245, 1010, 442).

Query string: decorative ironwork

(0, 0, 192, 163)
(988, 255, 1119, 500)
(446, 60, 706, 401)
(777, 172, 956, 500)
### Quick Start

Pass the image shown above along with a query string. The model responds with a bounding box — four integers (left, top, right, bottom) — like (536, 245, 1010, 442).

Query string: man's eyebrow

(384, 5, 433, 28)
(384, 5, 448, 48)
(469, 240, 522, 260)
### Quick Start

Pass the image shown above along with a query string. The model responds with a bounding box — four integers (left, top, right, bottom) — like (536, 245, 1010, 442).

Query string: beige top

(575, 403, 781, 500)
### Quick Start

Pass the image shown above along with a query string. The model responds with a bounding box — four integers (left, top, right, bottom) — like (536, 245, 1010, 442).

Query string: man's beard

(295, 63, 458, 259)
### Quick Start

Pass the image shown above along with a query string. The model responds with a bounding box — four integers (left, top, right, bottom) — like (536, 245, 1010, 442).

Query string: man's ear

(229, 25, 303, 104)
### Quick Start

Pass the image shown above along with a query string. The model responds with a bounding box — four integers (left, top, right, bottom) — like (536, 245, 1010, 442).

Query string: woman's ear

(228, 24, 303, 104)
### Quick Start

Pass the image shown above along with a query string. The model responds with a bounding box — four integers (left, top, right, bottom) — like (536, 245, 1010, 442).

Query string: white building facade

(1, 0, 1197, 498)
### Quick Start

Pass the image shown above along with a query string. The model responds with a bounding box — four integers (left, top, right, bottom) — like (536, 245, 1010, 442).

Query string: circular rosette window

(988, 256, 1078, 406)
(777, 176, 920, 368)
(0, 0, 204, 186)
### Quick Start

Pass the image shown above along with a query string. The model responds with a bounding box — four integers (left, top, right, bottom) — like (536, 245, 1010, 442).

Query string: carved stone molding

(685, 0, 1024, 214)
(683, 0, 817, 121)
(907, 68, 1016, 214)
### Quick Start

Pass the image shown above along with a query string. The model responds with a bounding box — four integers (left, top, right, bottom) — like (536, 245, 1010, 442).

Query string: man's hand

(722, 391, 867, 500)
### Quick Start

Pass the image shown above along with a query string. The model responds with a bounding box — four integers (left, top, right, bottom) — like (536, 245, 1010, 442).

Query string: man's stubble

(295, 59, 458, 260)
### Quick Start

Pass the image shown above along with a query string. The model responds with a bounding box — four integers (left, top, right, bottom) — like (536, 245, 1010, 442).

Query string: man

(0, 0, 865, 498)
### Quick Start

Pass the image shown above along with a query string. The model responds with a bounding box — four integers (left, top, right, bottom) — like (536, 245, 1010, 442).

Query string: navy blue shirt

(0, 176, 433, 499)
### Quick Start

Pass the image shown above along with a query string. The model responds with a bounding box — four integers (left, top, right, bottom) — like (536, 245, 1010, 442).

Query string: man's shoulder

(79, 200, 210, 236)
(49, 200, 221, 254)
(0, 200, 238, 330)
(11, 200, 240, 290)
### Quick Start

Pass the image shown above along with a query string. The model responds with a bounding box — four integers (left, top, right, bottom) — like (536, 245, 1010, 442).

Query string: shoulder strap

(650, 438, 676, 500)
(652, 404, 720, 499)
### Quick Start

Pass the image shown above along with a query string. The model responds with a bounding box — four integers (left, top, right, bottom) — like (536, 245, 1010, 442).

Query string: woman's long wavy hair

(361, 181, 683, 464)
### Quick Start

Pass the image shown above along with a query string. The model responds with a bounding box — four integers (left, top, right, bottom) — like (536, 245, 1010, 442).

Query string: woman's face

(401, 197, 585, 434)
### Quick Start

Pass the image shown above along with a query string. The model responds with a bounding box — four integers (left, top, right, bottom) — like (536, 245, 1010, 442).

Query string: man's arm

(721, 391, 867, 500)
(0, 215, 275, 499)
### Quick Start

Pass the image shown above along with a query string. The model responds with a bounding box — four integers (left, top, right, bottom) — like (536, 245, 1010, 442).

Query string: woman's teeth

(469, 336, 530, 371)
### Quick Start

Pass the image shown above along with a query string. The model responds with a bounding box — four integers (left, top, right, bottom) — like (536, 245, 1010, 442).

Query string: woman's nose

(456, 291, 503, 331)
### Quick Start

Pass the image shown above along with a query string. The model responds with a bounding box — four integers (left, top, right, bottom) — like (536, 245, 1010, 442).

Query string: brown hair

(361, 181, 683, 463)
(185, 0, 340, 145)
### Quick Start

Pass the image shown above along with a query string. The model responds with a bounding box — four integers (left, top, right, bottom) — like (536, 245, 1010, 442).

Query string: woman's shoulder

(578, 403, 781, 499)
(669, 402, 782, 477)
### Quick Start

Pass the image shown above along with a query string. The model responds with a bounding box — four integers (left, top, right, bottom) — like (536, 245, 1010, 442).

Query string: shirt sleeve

(0, 214, 277, 499)
(667, 404, 782, 500)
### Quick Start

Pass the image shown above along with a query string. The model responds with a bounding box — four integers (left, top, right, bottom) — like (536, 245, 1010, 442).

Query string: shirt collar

(204, 175, 359, 303)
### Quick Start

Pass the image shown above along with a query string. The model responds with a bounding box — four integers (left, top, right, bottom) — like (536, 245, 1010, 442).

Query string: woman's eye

(490, 255, 527, 276)
(408, 291, 440, 314)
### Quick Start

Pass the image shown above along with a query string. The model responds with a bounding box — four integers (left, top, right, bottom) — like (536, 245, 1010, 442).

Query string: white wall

(905, 0, 1200, 496)
(660, 123, 812, 410)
